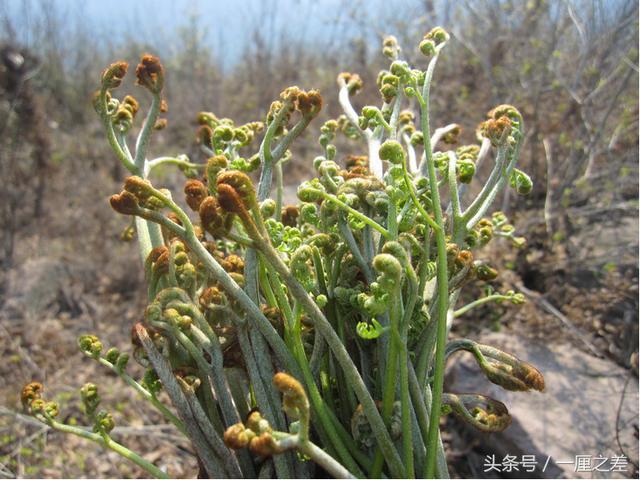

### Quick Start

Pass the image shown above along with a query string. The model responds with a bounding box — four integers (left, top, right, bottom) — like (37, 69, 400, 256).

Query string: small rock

(446, 331, 639, 478)
(4, 257, 94, 317)
(604, 323, 617, 334)
(4, 258, 69, 315)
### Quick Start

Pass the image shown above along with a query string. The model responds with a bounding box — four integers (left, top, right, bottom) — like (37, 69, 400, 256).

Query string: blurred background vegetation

(0, 0, 637, 477)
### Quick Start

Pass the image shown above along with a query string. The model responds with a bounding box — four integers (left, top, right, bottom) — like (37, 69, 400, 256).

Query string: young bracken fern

(22, 28, 543, 479)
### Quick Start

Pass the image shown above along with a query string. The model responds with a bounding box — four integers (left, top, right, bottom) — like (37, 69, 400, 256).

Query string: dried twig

(516, 282, 604, 358)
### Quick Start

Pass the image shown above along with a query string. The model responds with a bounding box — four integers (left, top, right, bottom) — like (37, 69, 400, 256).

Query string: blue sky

(2, 0, 429, 69)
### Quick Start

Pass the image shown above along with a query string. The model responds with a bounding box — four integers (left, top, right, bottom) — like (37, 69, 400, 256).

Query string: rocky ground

(445, 332, 638, 479)
(443, 195, 639, 479)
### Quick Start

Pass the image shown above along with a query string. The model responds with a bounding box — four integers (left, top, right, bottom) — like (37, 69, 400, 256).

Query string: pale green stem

(461, 142, 508, 226)
(275, 160, 284, 221)
(387, 200, 398, 239)
(133, 190, 300, 376)
(430, 123, 460, 151)
(95, 357, 186, 436)
(268, 432, 356, 479)
(164, 298, 241, 427)
(271, 114, 314, 161)
(374, 111, 393, 133)
(145, 155, 204, 177)
(337, 217, 374, 283)
(252, 233, 405, 477)
(362, 221, 376, 267)
(321, 170, 340, 193)
(149, 320, 225, 434)
(368, 136, 383, 179)
(418, 44, 451, 479)
(370, 289, 401, 478)
(308, 330, 327, 380)
(457, 138, 491, 201)
(399, 343, 414, 478)
(251, 104, 306, 460)
(317, 190, 390, 239)
(242, 108, 305, 473)
(184, 321, 242, 426)
(298, 440, 356, 479)
(115, 130, 134, 164)
(408, 365, 449, 479)
(403, 132, 418, 173)
(463, 128, 524, 232)
(222, 251, 295, 466)
(337, 83, 369, 140)
(399, 266, 419, 478)
(147, 223, 165, 250)
(135, 216, 154, 264)
(200, 144, 215, 157)
(136, 324, 227, 478)
(244, 109, 296, 467)
(257, 99, 293, 200)
(178, 378, 244, 478)
(453, 294, 512, 318)
(388, 91, 403, 139)
(402, 155, 441, 232)
(134, 93, 161, 170)
(418, 232, 432, 296)
(261, 260, 363, 476)
(167, 243, 180, 287)
(235, 323, 295, 479)
(100, 89, 163, 261)
(448, 151, 462, 222)
(99, 90, 138, 174)
(415, 312, 438, 387)
(37, 414, 169, 479)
